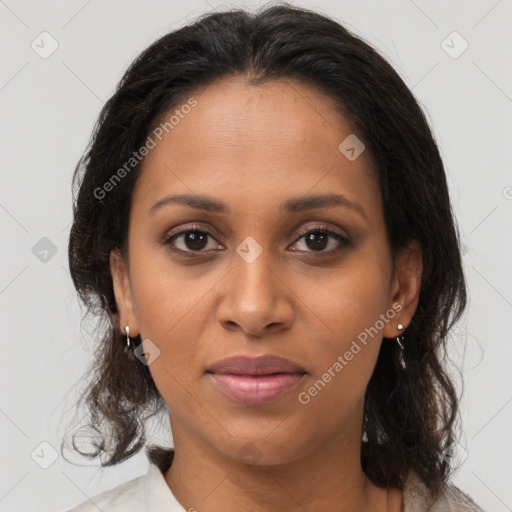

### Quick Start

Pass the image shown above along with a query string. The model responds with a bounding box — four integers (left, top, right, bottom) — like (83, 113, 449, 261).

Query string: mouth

(206, 372, 306, 405)
(206, 354, 307, 405)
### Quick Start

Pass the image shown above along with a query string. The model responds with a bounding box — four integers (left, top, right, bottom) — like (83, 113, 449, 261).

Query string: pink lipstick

(206, 355, 307, 405)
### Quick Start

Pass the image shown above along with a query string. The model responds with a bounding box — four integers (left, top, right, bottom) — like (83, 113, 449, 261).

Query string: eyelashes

(163, 226, 219, 254)
(162, 224, 351, 257)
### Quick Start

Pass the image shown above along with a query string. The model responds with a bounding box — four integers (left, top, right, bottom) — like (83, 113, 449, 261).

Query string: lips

(207, 355, 306, 376)
(206, 355, 307, 405)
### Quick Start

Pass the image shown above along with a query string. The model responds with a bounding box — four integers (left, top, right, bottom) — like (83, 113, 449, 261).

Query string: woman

(64, 3, 485, 510)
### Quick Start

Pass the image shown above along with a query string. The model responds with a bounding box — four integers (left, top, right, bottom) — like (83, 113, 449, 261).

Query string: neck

(163, 411, 400, 512)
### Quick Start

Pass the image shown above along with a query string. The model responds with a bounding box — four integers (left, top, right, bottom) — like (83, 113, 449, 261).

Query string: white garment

(66, 463, 185, 512)
(66, 461, 485, 511)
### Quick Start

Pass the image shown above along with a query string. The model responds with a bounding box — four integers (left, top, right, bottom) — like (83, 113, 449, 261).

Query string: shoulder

(403, 471, 486, 511)
(65, 466, 152, 511)
(65, 462, 185, 512)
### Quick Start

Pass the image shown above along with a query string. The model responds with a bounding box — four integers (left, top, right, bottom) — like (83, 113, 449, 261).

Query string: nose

(216, 249, 294, 337)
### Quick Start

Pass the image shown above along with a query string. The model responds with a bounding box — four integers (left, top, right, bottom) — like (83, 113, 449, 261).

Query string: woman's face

(111, 76, 420, 466)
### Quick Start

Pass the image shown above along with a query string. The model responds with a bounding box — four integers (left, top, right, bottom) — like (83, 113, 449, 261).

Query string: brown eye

(164, 227, 221, 253)
(304, 231, 329, 251)
(163, 224, 350, 257)
(291, 227, 350, 255)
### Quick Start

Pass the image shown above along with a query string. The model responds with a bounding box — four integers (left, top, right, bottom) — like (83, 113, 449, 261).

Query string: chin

(215, 430, 312, 467)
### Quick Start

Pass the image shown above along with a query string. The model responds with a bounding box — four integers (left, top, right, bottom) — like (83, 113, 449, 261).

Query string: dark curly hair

(63, 1, 467, 497)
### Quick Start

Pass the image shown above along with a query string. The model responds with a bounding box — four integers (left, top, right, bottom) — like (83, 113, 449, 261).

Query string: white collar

(142, 462, 186, 511)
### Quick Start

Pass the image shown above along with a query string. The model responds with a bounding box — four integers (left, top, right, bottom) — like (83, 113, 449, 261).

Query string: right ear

(110, 248, 139, 337)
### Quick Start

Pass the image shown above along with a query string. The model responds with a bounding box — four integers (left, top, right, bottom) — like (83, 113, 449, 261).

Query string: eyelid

(163, 224, 222, 251)
(163, 222, 350, 254)
(293, 222, 349, 242)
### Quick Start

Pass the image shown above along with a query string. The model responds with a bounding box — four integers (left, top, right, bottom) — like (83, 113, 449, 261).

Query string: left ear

(383, 239, 423, 339)
(110, 248, 140, 338)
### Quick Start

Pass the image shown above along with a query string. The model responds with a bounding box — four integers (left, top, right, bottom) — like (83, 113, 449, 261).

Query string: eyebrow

(149, 193, 367, 219)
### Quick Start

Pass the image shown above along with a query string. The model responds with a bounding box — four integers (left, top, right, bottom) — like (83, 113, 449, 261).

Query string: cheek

(300, 257, 391, 397)
(308, 259, 390, 346)
(127, 251, 210, 382)
(128, 240, 207, 338)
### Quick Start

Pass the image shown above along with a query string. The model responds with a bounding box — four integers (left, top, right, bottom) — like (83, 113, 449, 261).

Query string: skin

(110, 76, 422, 512)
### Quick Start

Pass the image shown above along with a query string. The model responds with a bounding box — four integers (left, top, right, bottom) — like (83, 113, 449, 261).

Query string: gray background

(1, 0, 511, 510)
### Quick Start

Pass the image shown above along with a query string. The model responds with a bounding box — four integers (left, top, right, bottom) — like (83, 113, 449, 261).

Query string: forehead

(133, 76, 378, 216)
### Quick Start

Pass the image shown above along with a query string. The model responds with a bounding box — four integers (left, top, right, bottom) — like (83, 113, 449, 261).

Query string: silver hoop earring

(396, 323, 406, 370)
(124, 325, 132, 349)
